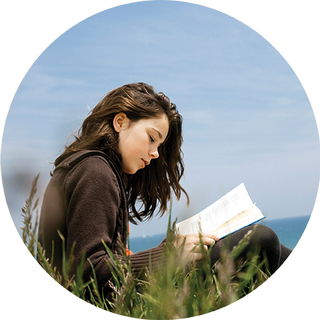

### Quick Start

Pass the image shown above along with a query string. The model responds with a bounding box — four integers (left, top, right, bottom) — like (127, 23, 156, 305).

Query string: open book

(175, 183, 265, 239)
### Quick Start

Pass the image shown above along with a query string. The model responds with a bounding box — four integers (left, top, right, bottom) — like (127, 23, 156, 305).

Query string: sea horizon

(129, 215, 311, 253)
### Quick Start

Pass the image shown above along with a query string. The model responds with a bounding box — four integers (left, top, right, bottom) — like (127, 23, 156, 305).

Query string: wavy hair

(55, 82, 189, 222)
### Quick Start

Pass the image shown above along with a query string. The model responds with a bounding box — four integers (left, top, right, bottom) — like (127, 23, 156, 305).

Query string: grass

(21, 174, 269, 318)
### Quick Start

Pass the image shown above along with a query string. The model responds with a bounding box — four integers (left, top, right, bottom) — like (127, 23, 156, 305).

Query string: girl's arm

(64, 155, 166, 290)
(65, 156, 121, 288)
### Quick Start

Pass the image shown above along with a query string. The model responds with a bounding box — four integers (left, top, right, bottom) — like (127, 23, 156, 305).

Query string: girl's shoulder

(55, 150, 119, 174)
(54, 150, 123, 188)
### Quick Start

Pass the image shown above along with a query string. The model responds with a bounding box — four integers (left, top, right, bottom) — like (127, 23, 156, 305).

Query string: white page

(212, 204, 265, 239)
(176, 183, 254, 235)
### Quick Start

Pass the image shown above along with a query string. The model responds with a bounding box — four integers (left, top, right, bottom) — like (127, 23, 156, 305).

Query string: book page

(212, 204, 265, 239)
(175, 183, 254, 235)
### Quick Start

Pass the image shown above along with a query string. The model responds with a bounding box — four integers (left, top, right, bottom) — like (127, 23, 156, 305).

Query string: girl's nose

(150, 149, 159, 159)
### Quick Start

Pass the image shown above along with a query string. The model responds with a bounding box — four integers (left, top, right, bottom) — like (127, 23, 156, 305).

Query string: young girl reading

(39, 82, 291, 295)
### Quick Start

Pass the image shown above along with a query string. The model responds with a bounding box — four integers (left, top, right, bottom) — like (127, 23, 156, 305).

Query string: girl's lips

(142, 159, 150, 167)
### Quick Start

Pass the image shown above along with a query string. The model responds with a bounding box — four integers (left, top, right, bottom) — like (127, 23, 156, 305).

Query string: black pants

(209, 224, 292, 275)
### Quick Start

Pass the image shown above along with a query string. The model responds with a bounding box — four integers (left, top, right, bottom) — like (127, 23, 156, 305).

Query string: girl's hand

(173, 233, 220, 263)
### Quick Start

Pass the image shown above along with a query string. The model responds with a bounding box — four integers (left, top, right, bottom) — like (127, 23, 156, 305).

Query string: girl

(39, 82, 291, 295)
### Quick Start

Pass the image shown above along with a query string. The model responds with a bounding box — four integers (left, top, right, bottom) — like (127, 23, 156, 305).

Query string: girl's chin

(122, 160, 146, 174)
(122, 166, 140, 175)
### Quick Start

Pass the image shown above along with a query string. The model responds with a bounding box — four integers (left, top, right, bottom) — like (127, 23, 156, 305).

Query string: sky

(1, 0, 319, 241)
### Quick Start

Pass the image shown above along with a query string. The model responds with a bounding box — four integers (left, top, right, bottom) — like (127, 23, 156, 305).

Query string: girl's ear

(113, 112, 129, 133)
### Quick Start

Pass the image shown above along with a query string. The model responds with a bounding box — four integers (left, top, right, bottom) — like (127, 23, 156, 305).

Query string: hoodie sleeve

(64, 155, 166, 290)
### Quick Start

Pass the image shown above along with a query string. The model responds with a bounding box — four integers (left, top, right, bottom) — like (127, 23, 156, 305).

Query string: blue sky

(1, 0, 319, 238)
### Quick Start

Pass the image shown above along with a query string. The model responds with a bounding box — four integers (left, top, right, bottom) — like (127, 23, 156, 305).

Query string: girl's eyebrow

(151, 127, 163, 140)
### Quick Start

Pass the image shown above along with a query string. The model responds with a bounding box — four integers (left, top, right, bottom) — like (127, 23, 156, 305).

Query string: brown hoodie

(39, 150, 165, 291)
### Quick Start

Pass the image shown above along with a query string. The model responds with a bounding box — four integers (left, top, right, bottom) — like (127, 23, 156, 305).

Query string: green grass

(21, 175, 269, 318)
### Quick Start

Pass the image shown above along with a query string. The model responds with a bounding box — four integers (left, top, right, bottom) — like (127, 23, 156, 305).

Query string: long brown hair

(55, 82, 189, 222)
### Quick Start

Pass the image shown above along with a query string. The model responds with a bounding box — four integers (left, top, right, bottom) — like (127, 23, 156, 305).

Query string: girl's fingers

(201, 233, 220, 242)
(189, 233, 219, 241)
(189, 252, 205, 261)
(201, 237, 215, 246)
(193, 244, 205, 252)
(174, 233, 219, 264)
(175, 233, 219, 249)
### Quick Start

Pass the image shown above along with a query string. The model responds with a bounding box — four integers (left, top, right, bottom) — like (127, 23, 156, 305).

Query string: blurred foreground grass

(21, 175, 269, 318)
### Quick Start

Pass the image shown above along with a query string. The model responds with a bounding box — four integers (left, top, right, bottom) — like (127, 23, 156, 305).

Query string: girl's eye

(149, 135, 155, 143)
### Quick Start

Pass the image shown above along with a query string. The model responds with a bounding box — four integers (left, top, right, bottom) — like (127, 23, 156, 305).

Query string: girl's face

(113, 113, 169, 174)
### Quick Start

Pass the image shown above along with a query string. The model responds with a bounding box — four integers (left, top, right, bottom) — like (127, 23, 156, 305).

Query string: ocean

(128, 215, 310, 253)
